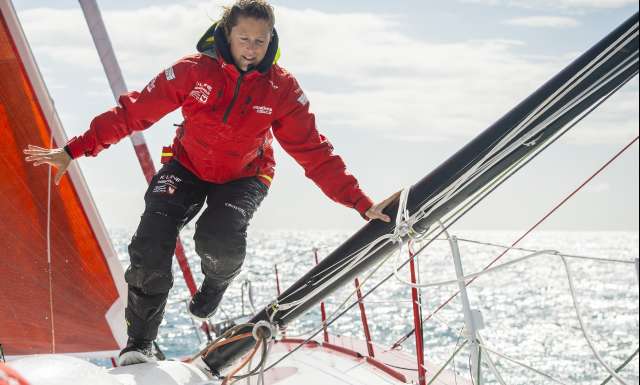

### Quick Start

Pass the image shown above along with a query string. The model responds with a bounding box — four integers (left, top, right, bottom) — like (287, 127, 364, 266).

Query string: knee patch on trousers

(194, 231, 246, 286)
(126, 211, 180, 294)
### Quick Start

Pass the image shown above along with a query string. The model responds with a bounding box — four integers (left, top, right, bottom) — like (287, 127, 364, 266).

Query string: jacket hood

(196, 22, 280, 74)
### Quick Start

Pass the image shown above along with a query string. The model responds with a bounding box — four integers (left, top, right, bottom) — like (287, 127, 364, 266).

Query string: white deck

(8, 337, 469, 385)
(260, 337, 469, 385)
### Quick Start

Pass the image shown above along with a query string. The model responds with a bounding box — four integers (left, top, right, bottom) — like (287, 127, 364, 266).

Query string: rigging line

(427, 340, 469, 385)
(389, 72, 638, 349)
(262, 239, 447, 373)
(278, 236, 395, 312)
(396, 249, 555, 288)
(473, 134, 639, 283)
(392, 154, 541, 289)
(600, 347, 640, 385)
(307, 231, 402, 282)
(280, 238, 396, 321)
(309, 248, 367, 280)
(281, 190, 427, 315)
(561, 257, 629, 385)
(261, 262, 396, 370)
(46, 137, 55, 354)
(276, 239, 383, 305)
(477, 344, 570, 385)
(454, 238, 637, 265)
(280, 189, 424, 318)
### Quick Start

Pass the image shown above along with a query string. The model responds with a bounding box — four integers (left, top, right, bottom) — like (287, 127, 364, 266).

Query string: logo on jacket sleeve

(165, 67, 176, 81)
(189, 82, 213, 104)
(297, 93, 308, 105)
(253, 105, 273, 115)
(295, 88, 309, 106)
(146, 76, 157, 92)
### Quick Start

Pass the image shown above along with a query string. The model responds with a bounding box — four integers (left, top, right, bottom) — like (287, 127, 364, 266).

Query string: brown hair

(219, 0, 275, 36)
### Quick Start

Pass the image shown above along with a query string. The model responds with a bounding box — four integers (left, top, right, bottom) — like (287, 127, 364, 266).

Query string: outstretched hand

(23, 145, 72, 185)
(365, 190, 401, 222)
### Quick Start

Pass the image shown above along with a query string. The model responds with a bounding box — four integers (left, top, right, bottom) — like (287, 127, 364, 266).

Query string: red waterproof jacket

(66, 25, 373, 217)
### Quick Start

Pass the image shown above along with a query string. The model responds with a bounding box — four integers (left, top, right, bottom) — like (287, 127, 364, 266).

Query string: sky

(11, 0, 640, 232)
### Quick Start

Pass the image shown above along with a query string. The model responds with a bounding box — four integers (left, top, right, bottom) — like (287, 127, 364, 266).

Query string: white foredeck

(8, 337, 469, 385)
(260, 336, 470, 385)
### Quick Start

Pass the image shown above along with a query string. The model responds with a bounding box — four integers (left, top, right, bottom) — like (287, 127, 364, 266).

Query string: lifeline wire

(562, 257, 629, 385)
(477, 344, 570, 385)
(600, 347, 640, 385)
(455, 238, 636, 265)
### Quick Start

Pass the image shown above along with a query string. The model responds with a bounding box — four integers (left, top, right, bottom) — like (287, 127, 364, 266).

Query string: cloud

(565, 83, 639, 145)
(586, 182, 611, 192)
(503, 16, 580, 28)
(16, 2, 638, 146)
(460, 0, 638, 10)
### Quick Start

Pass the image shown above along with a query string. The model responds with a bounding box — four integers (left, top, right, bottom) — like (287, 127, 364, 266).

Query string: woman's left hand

(365, 190, 401, 222)
(23, 145, 72, 185)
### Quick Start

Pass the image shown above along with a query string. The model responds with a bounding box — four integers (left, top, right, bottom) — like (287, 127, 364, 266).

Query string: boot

(118, 338, 155, 366)
(188, 282, 226, 321)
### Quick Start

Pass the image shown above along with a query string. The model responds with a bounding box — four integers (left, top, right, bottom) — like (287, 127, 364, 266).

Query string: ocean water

(109, 228, 639, 384)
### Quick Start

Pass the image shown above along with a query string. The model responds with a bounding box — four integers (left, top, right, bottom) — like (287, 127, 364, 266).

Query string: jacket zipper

(223, 73, 244, 123)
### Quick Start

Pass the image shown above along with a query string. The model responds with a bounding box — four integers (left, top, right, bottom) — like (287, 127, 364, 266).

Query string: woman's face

(227, 16, 272, 72)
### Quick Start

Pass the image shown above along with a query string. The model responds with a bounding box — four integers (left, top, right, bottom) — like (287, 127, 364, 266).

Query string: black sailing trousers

(124, 160, 268, 341)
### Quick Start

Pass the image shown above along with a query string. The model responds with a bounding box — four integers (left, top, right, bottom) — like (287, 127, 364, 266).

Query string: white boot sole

(118, 351, 156, 366)
(188, 308, 216, 323)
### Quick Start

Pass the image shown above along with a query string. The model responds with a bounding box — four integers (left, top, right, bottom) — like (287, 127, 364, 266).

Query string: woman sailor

(24, 0, 396, 365)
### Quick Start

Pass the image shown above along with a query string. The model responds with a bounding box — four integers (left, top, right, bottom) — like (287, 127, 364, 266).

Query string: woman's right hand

(23, 145, 72, 185)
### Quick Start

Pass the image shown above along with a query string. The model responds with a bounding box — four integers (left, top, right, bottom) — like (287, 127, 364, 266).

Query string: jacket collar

(197, 22, 280, 77)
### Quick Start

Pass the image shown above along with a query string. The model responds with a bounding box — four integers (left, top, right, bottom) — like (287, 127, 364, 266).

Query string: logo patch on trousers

(153, 174, 181, 194)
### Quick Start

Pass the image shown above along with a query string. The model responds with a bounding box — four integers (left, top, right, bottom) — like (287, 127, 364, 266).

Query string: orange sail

(0, 2, 126, 357)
